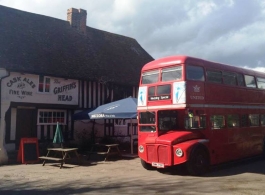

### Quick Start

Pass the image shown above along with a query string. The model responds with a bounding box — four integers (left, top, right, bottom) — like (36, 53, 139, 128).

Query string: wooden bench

(39, 148, 79, 169)
(39, 156, 63, 168)
(39, 156, 63, 161)
(87, 152, 108, 155)
(88, 144, 121, 161)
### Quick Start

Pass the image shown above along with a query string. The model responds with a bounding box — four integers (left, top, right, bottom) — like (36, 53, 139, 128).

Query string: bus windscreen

(161, 66, 182, 82)
(142, 70, 159, 84)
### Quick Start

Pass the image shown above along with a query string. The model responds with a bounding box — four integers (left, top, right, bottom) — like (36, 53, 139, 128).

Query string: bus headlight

(139, 145, 144, 153)
(175, 148, 183, 157)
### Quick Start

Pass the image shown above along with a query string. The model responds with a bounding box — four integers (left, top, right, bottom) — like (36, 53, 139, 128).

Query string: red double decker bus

(137, 55, 265, 175)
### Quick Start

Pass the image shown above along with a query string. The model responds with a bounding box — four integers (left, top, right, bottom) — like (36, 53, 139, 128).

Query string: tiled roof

(0, 5, 154, 86)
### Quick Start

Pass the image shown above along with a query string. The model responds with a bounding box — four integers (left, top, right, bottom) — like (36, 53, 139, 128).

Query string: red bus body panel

(138, 55, 265, 169)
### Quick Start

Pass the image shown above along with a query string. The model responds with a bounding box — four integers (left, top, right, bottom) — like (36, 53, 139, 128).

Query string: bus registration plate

(152, 162, 164, 168)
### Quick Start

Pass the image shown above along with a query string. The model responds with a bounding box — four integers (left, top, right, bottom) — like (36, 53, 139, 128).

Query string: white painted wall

(2, 72, 79, 105)
(0, 101, 10, 164)
(0, 72, 79, 164)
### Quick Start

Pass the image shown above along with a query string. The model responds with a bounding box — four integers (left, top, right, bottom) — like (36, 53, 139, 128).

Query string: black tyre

(186, 147, 209, 176)
(262, 139, 265, 159)
(140, 159, 155, 170)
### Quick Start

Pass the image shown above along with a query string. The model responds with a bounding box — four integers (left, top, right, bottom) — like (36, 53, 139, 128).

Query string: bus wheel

(140, 159, 155, 170)
(262, 139, 265, 159)
(186, 147, 209, 176)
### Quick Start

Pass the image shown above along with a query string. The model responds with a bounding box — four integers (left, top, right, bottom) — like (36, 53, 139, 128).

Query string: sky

(1, 0, 265, 72)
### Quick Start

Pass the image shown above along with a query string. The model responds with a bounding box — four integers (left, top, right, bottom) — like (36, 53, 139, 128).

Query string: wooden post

(130, 119, 133, 154)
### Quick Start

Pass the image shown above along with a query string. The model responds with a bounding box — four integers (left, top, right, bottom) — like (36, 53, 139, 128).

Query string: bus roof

(142, 55, 189, 70)
(142, 55, 265, 77)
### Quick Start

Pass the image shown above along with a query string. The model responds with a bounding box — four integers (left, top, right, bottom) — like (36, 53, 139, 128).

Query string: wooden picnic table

(39, 148, 80, 169)
(88, 143, 122, 161)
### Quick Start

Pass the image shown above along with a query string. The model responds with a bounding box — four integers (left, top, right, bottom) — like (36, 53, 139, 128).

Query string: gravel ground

(1, 155, 265, 195)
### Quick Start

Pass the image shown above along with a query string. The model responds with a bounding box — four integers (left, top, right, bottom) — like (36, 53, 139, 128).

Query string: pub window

(161, 66, 182, 82)
(244, 75, 257, 88)
(207, 70, 222, 83)
(115, 119, 126, 126)
(142, 70, 159, 84)
(223, 72, 236, 86)
(227, 114, 239, 128)
(210, 115, 225, 129)
(38, 110, 66, 125)
(257, 77, 265, 89)
(38, 76, 51, 93)
(249, 114, 259, 127)
(261, 114, 265, 126)
(186, 65, 205, 81)
(237, 73, 245, 86)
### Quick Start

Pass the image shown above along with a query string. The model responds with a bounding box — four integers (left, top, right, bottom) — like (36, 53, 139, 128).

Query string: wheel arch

(262, 136, 265, 158)
(186, 142, 210, 176)
(188, 142, 210, 162)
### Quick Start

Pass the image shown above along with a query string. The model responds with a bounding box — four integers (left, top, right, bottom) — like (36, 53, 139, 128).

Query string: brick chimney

(67, 8, 87, 35)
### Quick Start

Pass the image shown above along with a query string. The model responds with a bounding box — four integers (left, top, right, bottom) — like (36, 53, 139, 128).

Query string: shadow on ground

(155, 155, 265, 177)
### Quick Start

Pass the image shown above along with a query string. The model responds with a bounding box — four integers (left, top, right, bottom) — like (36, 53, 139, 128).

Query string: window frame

(158, 110, 178, 131)
(227, 114, 240, 128)
(161, 66, 182, 82)
(185, 114, 206, 130)
(186, 65, 205, 81)
(261, 114, 265, 126)
(210, 115, 225, 129)
(139, 111, 156, 124)
(38, 109, 66, 125)
(236, 73, 245, 86)
(38, 75, 51, 93)
(206, 70, 223, 84)
(223, 71, 237, 86)
(114, 119, 126, 126)
(257, 77, 265, 89)
(141, 70, 160, 84)
(244, 75, 257, 88)
(148, 84, 171, 96)
(249, 114, 259, 127)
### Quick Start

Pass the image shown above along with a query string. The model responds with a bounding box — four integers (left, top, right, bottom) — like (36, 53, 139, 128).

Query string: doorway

(15, 108, 37, 149)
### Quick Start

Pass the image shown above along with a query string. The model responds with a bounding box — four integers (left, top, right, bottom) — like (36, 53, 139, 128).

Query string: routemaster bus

(137, 55, 265, 175)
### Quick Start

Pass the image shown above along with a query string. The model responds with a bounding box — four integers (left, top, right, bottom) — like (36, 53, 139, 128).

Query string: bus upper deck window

(223, 72, 236, 86)
(244, 75, 257, 88)
(207, 70, 222, 83)
(161, 66, 182, 82)
(186, 65, 205, 81)
(237, 73, 245, 86)
(142, 70, 159, 84)
(257, 77, 265, 89)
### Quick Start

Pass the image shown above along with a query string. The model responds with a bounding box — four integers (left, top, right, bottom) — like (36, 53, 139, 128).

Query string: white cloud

(244, 66, 265, 73)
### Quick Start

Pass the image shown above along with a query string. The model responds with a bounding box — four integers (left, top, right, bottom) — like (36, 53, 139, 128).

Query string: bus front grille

(158, 145, 168, 164)
(146, 145, 169, 164)
(146, 145, 156, 162)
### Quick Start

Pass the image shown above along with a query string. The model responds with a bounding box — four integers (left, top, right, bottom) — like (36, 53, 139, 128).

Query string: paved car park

(0, 155, 265, 195)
